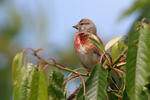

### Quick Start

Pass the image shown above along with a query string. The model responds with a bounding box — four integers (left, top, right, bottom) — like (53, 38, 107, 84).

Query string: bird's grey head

(73, 18, 97, 35)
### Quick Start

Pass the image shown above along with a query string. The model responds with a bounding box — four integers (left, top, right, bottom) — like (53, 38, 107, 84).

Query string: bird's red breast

(74, 33, 90, 52)
(74, 33, 102, 52)
(74, 32, 102, 69)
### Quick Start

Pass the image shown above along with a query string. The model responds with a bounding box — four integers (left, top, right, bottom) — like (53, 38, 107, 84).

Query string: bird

(73, 18, 104, 71)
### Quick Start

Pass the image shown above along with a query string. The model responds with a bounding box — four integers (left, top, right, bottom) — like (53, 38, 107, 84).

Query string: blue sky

(8, 0, 137, 49)
(50, 0, 136, 46)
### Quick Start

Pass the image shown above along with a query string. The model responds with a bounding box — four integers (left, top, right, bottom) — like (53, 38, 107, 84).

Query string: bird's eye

(80, 23, 84, 25)
(80, 23, 89, 25)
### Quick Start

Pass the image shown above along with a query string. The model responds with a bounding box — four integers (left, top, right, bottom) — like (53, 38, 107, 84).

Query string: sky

(51, 0, 136, 45)
(8, 0, 137, 49)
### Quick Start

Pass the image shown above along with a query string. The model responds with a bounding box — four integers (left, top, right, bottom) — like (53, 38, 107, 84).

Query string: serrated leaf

(88, 37, 105, 53)
(12, 51, 24, 85)
(126, 22, 150, 100)
(48, 71, 65, 100)
(105, 35, 125, 51)
(76, 63, 108, 100)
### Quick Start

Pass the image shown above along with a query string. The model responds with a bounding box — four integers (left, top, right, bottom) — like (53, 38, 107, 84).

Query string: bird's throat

(74, 33, 90, 51)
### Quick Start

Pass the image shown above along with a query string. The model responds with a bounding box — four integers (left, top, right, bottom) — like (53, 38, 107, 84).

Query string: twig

(100, 52, 105, 63)
(67, 87, 80, 100)
(42, 64, 50, 70)
(113, 68, 125, 75)
(63, 75, 79, 85)
(30, 49, 87, 76)
(24, 48, 88, 97)
(65, 77, 80, 96)
(105, 52, 113, 64)
(107, 89, 121, 93)
(38, 59, 42, 72)
(76, 73, 86, 96)
(65, 68, 88, 84)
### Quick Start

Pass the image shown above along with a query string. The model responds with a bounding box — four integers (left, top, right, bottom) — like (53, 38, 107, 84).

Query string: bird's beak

(73, 25, 78, 29)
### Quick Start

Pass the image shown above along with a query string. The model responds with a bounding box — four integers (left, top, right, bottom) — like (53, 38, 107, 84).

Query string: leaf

(105, 35, 125, 51)
(12, 51, 24, 85)
(140, 90, 148, 100)
(122, 90, 130, 100)
(107, 92, 118, 100)
(88, 37, 105, 53)
(143, 87, 150, 100)
(14, 63, 34, 100)
(29, 67, 48, 100)
(110, 41, 127, 63)
(48, 71, 65, 100)
(76, 63, 108, 100)
(120, 0, 150, 19)
(14, 63, 48, 100)
(126, 22, 150, 100)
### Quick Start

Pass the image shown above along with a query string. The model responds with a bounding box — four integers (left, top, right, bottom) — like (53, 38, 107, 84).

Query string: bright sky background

(51, 0, 136, 45)
(9, 0, 137, 49)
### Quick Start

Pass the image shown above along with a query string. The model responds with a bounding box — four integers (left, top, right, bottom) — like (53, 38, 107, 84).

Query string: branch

(32, 49, 88, 76)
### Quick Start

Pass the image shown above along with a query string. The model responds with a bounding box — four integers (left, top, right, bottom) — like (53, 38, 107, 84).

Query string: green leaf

(122, 90, 130, 100)
(48, 71, 65, 100)
(120, 0, 150, 19)
(14, 86, 20, 100)
(110, 41, 127, 63)
(76, 63, 108, 100)
(105, 35, 125, 51)
(88, 37, 105, 53)
(143, 87, 150, 100)
(140, 90, 148, 100)
(14, 63, 48, 100)
(107, 92, 118, 100)
(14, 64, 34, 100)
(126, 22, 150, 100)
(12, 51, 24, 85)
(29, 67, 48, 100)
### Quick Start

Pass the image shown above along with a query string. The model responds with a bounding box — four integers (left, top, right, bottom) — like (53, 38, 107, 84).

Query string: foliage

(121, 0, 150, 21)
(126, 22, 150, 100)
(48, 71, 65, 100)
(12, 20, 150, 100)
(76, 63, 108, 100)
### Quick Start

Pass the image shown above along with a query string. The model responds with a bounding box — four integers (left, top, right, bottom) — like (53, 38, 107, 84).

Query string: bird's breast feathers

(74, 33, 101, 69)
(74, 33, 100, 52)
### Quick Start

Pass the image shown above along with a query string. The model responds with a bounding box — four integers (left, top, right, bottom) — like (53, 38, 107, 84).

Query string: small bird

(73, 19, 104, 70)
(73, 19, 119, 90)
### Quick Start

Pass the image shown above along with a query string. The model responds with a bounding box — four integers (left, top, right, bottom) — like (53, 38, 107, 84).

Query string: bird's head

(73, 18, 97, 35)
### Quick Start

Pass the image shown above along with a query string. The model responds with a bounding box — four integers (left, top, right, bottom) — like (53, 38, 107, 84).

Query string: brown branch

(63, 75, 79, 85)
(67, 87, 80, 100)
(27, 49, 88, 76)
